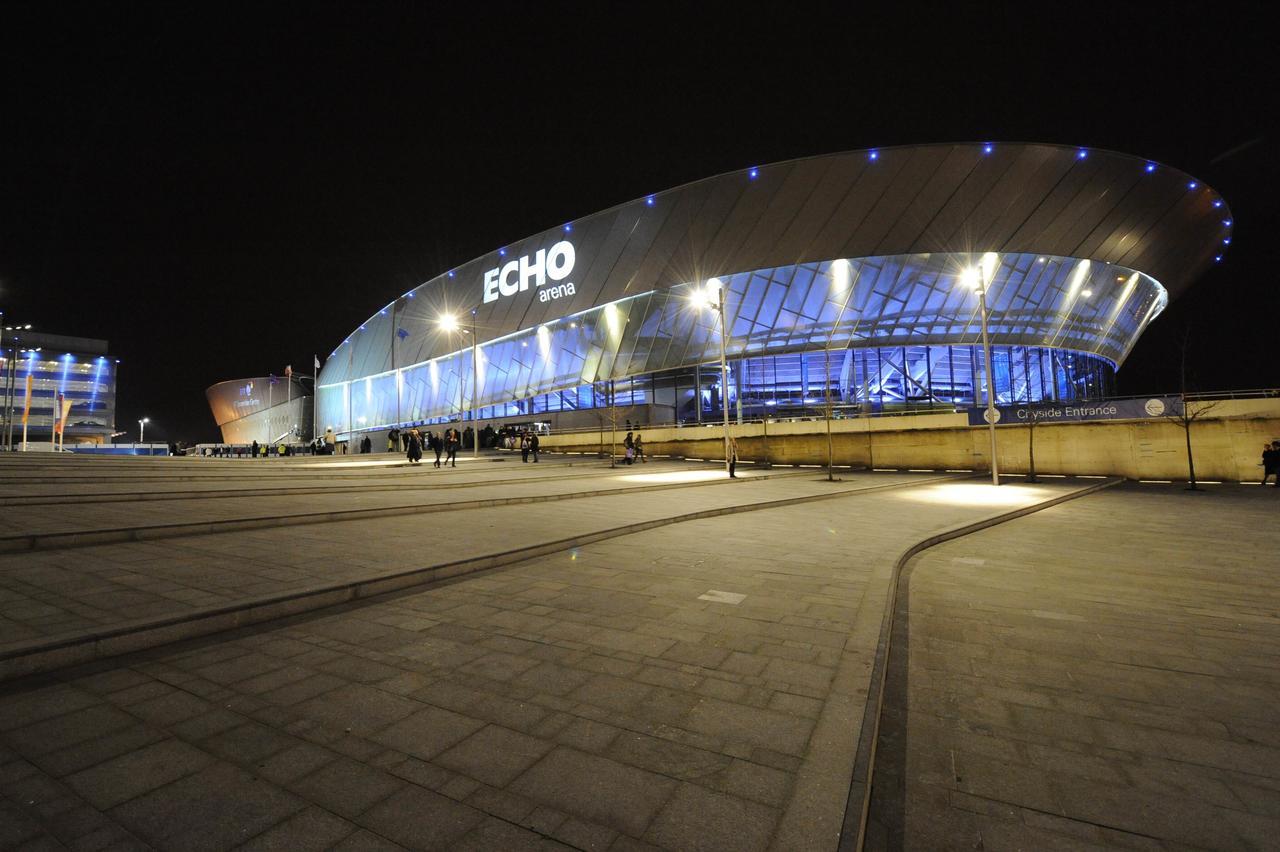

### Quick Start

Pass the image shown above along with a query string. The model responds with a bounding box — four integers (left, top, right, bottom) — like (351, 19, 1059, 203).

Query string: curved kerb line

(837, 476, 1124, 852)
(0, 468, 818, 554)
(0, 473, 960, 682)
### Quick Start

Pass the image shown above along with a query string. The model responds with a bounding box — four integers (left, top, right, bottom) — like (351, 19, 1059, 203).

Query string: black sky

(1, 3, 1275, 443)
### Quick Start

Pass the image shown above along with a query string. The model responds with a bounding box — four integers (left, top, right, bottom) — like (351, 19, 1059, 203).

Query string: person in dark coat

(430, 431, 443, 467)
(1263, 442, 1280, 486)
(407, 429, 423, 464)
(529, 432, 539, 462)
(445, 428, 459, 467)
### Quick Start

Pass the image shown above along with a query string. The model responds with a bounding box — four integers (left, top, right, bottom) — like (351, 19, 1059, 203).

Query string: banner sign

(967, 396, 1183, 426)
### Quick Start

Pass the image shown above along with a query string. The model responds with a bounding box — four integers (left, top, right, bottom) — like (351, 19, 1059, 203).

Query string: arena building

(206, 376, 312, 445)
(315, 143, 1231, 441)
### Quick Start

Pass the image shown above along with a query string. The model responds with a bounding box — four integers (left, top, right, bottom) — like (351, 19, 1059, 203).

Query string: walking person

(324, 427, 335, 455)
(1264, 442, 1280, 486)
(430, 431, 443, 468)
(446, 428, 459, 467)
(387, 428, 398, 453)
(530, 431, 539, 462)
(520, 431, 530, 463)
(406, 429, 423, 464)
(727, 434, 739, 479)
(623, 431, 634, 465)
(633, 433, 645, 463)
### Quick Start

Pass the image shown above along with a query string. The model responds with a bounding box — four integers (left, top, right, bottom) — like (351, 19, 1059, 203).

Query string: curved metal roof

(321, 142, 1230, 387)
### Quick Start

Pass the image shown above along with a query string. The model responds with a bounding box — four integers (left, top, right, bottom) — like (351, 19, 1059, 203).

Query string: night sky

(1, 4, 1274, 443)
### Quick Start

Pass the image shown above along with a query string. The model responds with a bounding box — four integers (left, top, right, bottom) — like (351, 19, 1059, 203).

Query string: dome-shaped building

(316, 143, 1230, 438)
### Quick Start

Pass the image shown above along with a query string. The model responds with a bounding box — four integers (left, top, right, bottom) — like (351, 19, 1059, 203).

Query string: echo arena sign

(482, 241, 577, 305)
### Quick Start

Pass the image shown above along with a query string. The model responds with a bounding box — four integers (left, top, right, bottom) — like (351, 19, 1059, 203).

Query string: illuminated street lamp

(2, 320, 34, 450)
(962, 252, 1001, 485)
(690, 278, 733, 478)
(138, 417, 150, 445)
(438, 311, 480, 458)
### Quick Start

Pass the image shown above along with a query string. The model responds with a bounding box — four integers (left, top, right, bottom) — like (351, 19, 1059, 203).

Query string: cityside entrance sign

(482, 241, 576, 304)
(966, 396, 1183, 426)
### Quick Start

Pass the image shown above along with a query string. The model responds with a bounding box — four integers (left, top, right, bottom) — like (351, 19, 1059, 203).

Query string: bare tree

(1024, 408, 1041, 483)
(1165, 326, 1220, 491)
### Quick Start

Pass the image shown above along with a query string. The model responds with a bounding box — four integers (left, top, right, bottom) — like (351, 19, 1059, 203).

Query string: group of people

(621, 431, 646, 465)
(390, 428, 461, 467)
(1261, 441, 1280, 486)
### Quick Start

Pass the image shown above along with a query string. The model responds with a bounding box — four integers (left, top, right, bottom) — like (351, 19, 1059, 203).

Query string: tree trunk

(1184, 415, 1199, 490)
(1027, 422, 1037, 483)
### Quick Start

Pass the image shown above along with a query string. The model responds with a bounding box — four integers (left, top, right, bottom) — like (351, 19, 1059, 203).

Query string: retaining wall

(541, 398, 1280, 482)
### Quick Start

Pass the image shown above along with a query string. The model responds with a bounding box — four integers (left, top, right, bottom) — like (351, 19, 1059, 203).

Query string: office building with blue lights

(316, 143, 1231, 439)
(0, 331, 117, 446)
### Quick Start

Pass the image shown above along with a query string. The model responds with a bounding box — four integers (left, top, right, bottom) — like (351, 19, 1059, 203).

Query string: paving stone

(644, 782, 777, 852)
(8, 705, 138, 756)
(436, 724, 554, 788)
(358, 784, 486, 849)
(293, 684, 421, 736)
(31, 724, 167, 779)
(109, 761, 305, 851)
(200, 722, 299, 766)
(66, 739, 212, 809)
(368, 705, 485, 760)
(510, 747, 677, 837)
(288, 757, 403, 818)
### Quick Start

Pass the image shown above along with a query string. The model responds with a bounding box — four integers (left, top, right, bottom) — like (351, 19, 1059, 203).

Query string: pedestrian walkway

(867, 482, 1280, 851)
(0, 465, 1091, 851)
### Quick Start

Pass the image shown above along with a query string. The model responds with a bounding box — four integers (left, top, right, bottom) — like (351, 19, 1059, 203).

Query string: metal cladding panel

(599, 191, 680, 298)
(657, 171, 753, 284)
(318, 142, 1230, 399)
(768, 156, 849, 265)
(967, 147, 1073, 250)
(1057, 173, 1144, 257)
(908, 146, 1010, 252)
(1079, 171, 1183, 262)
(696, 162, 794, 276)
(858, 147, 956, 256)
(811, 152, 908, 259)
(1006, 155, 1108, 250)
(630, 181, 716, 293)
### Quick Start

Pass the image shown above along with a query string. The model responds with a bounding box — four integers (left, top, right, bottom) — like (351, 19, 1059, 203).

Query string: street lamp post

(964, 253, 1001, 486)
(2, 323, 33, 450)
(691, 279, 733, 478)
(438, 312, 481, 459)
(824, 259, 856, 482)
(470, 309, 479, 459)
(139, 417, 150, 448)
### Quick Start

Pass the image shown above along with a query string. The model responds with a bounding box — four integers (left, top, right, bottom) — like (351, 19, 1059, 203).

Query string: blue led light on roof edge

(748, 167, 759, 179)
(1077, 149, 1088, 159)
(1145, 162, 1156, 173)
(868, 150, 879, 161)
(645, 195, 655, 206)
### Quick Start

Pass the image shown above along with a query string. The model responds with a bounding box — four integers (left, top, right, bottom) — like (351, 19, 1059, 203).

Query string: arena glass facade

(316, 144, 1229, 438)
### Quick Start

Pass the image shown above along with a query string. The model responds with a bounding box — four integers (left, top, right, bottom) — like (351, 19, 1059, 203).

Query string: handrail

(537, 388, 1280, 437)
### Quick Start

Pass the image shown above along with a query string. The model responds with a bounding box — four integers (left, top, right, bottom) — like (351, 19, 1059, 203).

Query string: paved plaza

(0, 453, 1275, 850)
